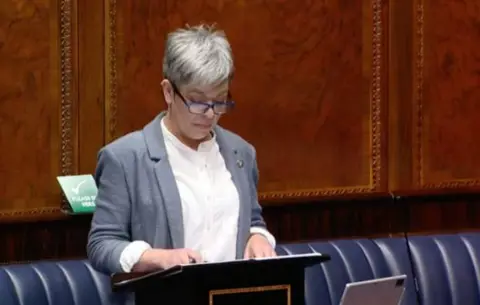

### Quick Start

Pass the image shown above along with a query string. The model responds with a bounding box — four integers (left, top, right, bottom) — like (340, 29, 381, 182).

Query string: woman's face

(162, 79, 230, 143)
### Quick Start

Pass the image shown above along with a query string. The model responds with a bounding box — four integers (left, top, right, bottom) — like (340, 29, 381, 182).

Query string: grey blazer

(87, 112, 267, 275)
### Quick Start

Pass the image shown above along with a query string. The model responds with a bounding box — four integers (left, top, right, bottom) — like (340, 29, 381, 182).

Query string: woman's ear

(161, 79, 174, 106)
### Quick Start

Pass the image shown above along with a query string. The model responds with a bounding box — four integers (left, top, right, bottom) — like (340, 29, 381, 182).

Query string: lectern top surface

(112, 252, 330, 290)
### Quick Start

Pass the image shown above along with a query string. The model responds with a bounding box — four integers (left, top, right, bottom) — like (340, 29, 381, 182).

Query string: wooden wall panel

(389, 0, 480, 190)
(78, 0, 105, 174)
(2, 0, 480, 264)
(0, 0, 78, 220)
(412, 0, 480, 188)
(105, 0, 389, 200)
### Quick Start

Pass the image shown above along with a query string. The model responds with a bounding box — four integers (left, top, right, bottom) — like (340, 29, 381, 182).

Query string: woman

(87, 24, 276, 275)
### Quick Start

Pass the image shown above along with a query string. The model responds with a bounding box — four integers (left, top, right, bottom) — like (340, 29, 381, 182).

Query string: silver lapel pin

(233, 150, 243, 168)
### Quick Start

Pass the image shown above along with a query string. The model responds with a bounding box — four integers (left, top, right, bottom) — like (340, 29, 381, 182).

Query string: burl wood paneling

(390, 0, 480, 190)
(0, 0, 78, 220)
(78, 0, 105, 174)
(412, 0, 480, 188)
(106, 0, 389, 200)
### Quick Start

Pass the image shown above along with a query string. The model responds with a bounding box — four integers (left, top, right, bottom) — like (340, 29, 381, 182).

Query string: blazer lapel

(143, 113, 184, 249)
(154, 159, 184, 248)
(215, 128, 249, 258)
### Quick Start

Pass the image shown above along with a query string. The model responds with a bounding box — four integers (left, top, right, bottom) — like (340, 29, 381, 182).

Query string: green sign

(57, 175, 97, 214)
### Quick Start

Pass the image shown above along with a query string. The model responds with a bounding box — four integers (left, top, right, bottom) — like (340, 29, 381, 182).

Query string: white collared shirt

(119, 119, 275, 272)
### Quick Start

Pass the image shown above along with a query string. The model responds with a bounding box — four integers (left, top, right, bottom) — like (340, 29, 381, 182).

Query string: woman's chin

(188, 130, 212, 141)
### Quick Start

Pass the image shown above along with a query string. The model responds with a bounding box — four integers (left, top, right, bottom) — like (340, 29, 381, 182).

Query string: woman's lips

(194, 123, 212, 129)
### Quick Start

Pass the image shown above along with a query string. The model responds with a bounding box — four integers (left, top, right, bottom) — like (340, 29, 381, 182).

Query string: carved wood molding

(0, 207, 66, 223)
(421, 180, 480, 189)
(413, 0, 425, 188)
(60, 0, 76, 177)
(370, 0, 383, 193)
(105, 0, 118, 143)
(59, 0, 78, 212)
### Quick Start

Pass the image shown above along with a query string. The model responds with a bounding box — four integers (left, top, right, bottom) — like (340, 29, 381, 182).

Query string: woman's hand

(133, 248, 203, 272)
(243, 234, 277, 259)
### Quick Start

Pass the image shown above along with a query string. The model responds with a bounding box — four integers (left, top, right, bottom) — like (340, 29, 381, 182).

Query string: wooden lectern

(111, 253, 330, 305)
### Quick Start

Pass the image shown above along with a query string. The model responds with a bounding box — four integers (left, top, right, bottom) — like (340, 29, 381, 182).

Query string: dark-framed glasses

(170, 81, 235, 115)
(185, 100, 235, 114)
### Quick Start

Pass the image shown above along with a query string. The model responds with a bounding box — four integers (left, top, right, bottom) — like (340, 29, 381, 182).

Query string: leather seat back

(3, 233, 480, 305)
(407, 233, 480, 305)
(0, 260, 125, 305)
(277, 238, 417, 305)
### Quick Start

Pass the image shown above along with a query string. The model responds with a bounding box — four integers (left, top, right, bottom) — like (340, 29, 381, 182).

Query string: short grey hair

(163, 23, 234, 88)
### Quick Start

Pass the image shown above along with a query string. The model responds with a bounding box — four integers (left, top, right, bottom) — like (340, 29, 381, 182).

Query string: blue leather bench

(1, 233, 479, 305)
(276, 237, 418, 305)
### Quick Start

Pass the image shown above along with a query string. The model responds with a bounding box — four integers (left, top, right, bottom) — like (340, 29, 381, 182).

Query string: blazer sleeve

(250, 147, 267, 228)
(87, 147, 132, 275)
